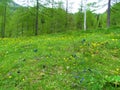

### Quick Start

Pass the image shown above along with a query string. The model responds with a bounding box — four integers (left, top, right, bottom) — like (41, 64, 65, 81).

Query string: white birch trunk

(84, 0, 87, 31)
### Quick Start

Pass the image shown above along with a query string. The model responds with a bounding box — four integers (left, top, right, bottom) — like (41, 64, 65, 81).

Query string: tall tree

(65, 0, 68, 28)
(1, 0, 7, 38)
(51, 0, 55, 32)
(80, 0, 83, 12)
(111, 2, 120, 26)
(84, 0, 87, 31)
(0, 0, 12, 38)
(107, 0, 111, 27)
(35, 0, 39, 35)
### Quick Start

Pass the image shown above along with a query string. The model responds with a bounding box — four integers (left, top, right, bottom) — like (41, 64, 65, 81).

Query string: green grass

(0, 29, 120, 90)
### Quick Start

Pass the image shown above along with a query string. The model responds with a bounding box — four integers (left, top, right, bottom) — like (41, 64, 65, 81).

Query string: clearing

(0, 29, 120, 90)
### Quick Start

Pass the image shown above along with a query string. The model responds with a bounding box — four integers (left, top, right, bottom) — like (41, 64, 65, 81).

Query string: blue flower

(80, 78, 84, 83)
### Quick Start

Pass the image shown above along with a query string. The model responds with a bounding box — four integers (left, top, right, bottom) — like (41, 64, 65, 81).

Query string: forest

(0, 0, 120, 89)
(0, 0, 120, 37)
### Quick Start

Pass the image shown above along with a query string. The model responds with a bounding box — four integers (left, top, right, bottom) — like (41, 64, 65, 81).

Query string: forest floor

(0, 28, 120, 90)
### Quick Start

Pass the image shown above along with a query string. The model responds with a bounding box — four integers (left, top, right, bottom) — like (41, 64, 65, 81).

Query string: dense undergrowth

(0, 29, 120, 90)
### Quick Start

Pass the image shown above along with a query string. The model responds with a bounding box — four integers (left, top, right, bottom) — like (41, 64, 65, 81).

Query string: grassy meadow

(0, 29, 120, 90)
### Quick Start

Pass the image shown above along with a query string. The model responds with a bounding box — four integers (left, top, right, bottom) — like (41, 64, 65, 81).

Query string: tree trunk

(2, 4, 7, 38)
(17, 23, 18, 32)
(84, 0, 87, 31)
(22, 22, 24, 36)
(51, 0, 55, 33)
(107, 0, 111, 28)
(1, 13, 3, 37)
(65, 0, 68, 28)
(27, 18, 29, 31)
(35, 0, 39, 35)
(80, 0, 83, 12)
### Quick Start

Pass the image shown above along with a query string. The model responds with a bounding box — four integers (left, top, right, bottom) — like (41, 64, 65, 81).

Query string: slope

(0, 29, 120, 89)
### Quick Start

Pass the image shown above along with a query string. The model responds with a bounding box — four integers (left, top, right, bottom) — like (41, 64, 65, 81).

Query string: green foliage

(86, 10, 97, 29)
(40, 8, 66, 33)
(74, 12, 84, 29)
(111, 2, 120, 27)
(7, 7, 36, 37)
(0, 1, 120, 37)
(3, 4, 68, 37)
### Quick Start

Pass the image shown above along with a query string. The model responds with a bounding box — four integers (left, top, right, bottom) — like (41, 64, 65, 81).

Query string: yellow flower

(91, 54, 94, 57)
(9, 76, 12, 79)
(66, 66, 70, 69)
(112, 39, 117, 41)
(116, 68, 119, 71)
(92, 44, 95, 47)
(112, 39, 114, 41)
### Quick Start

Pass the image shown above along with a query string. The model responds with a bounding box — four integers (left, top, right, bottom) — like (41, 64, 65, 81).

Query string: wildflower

(92, 43, 97, 47)
(66, 66, 70, 69)
(112, 39, 115, 41)
(112, 39, 118, 41)
(81, 39, 86, 44)
(116, 68, 119, 71)
(80, 78, 84, 83)
(91, 54, 94, 57)
(9, 76, 12, 79)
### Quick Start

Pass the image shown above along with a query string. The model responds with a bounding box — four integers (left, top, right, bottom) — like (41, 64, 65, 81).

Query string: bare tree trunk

(80, 0, 83, 12)
(17, 23, 18, 31)
(51, 0, 55, 32)
(52, 0, 54, 8)
(33, 23, 35, 34)
(35, 0, 39, 35)
(107, 0, 111, 28)
(84, 0, 87, 31)
(65, 0, 68, 28)
(1, 13, 3, 37)
(1, 4, 7, 38)
(22, 22, 24, 36)
(27, 17, 29, 31)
